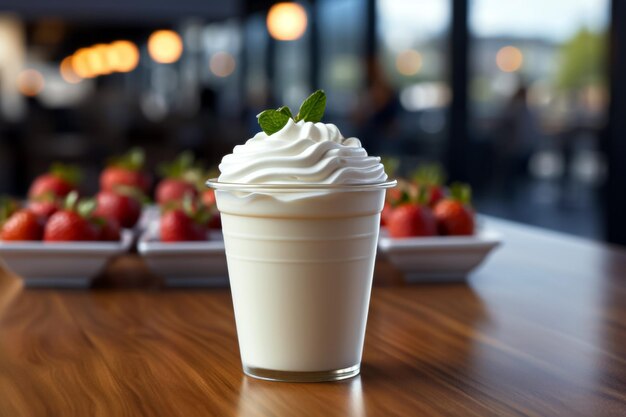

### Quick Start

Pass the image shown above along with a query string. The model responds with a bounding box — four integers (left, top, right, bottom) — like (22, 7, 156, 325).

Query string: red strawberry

(433, 183, 475, 236)
(93, 216, 121, 241)
(160, 209, 207, 242)
(202, 189, 216, 207)
(160, 194, 210, 242)
(380, 201, 393, 226)
(155, 151, 205, 205)
(428, 185, 445, 207)
(95, 188, 142, 229)
(28, 163, 81, 200)
(28, 200, 59, 221)
(388, 203, 437, 238)
(412, 164, 446, 207)
(156, 179, 198, 205)
(44, 211, 98, 241)
(100, 148, 151, 194)
(201, 189, 221, 229)
(0, 209, 43, 241)
(207, 212, 221, 230)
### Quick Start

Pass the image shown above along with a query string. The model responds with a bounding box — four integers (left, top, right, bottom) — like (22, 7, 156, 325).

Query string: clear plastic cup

(207, 179, 396, 382)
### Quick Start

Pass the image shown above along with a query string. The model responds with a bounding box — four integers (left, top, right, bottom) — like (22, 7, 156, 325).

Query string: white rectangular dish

(377, 229, 501, 282)
(0, 230, 134, 288)
(137, 225, 228, 287)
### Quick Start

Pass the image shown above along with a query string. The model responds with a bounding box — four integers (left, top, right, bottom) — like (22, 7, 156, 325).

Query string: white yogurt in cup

(208, 112, 395, 382)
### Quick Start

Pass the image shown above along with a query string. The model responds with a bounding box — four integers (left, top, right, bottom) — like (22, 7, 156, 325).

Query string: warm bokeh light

(59, 56, 82, 84)
(71, 48, 96, 78)
(108, 41, 140, 72)
(148, 30, 183, 64)
(209, 52, 236, 78)
(396, 49, 423, 76)
(17, 69, 45, 96)
(496, 46, 523, 73)
(267, 2, 308, 41)
(86, 44, 112, 76)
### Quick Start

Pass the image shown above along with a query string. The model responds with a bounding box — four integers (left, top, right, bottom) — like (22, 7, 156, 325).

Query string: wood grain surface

(0, 217, 625, 417)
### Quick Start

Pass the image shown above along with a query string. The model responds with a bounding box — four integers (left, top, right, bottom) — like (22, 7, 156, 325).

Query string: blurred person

(493, 84, 540, 194)
(353, 56, 402, 155)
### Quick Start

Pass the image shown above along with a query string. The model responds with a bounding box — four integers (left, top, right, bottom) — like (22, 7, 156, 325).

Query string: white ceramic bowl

(137, 223, 228, 287)
(378, 229, 501, 282)
(0, 230, 134, 288)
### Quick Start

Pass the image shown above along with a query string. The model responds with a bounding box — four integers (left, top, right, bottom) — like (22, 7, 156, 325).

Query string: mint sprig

(295, 90, 326, 123)
(257, 90, 327, 136)
(257, 110, 291, 136)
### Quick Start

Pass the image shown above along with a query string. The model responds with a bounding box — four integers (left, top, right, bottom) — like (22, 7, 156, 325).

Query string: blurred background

(1, 0, 625, 244)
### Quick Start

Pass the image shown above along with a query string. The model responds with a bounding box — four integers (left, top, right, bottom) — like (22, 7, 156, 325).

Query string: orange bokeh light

(496, 46, 523, 73)
(109, 40, 140, 72)
(209, 52, 236, 77)
(87, 44, 112, 75)
(148, 30, 183, 64)
(60, 56, 82, 84)
(71, 48, 96, 78)
(17, 69, 45, 96)
(396, 49, 423, 76)
(267, 2, 308, 41)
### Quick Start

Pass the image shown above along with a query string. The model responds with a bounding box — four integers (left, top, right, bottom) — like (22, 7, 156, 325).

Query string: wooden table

(0, 217, 625, 417)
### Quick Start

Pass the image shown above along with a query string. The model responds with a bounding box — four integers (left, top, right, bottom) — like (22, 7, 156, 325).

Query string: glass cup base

(243, 363, 360, 383)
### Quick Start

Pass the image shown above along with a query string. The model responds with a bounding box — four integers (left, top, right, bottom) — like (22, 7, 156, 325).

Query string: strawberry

(160, 194, 210, 242)
(28, 200, 59, 221)
(94, 188, 143, 229)
(388, 204, 437, 238)
(28, 163, 81, 200)
(207, 211, 221, 230)
(0, 209, 43, 241)
(412, 164, 446, 207)
(0, 197, 20, 226)
(202, 189, 216, 207)
(387, 186, 437, 238)
(155, 152, 205, 205)
(92, 215, 121, 241)
(156, 179, 198, 205)
(380, 201, 393, 227)
(100, 148, 151, 194)
(43, 193, 99, 242)
(427, 185, 445, 207)
(201, 189, 221, 229)
(433, 183, 475, 236)
(27, 192, 60, 221)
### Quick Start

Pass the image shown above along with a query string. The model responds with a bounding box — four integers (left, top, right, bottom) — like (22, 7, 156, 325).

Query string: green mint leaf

(277, 106, 292, 118)
(295, 90, 326, 123)
(257, 109, 290, 136)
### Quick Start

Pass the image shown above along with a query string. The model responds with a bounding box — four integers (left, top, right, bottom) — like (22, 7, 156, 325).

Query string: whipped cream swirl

(218, 119, 387, 185)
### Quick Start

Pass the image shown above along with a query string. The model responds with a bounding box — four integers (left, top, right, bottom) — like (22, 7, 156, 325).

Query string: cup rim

(205, 178, 397, 193)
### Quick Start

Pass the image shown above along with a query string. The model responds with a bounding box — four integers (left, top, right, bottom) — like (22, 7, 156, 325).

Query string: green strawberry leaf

(77, 198, 97, 218)
(64, 191, 79, 211)
(158, 151, 197, 179)
(381, 156, 400, 178)
(412, 163, 446, 186)
(50, 163, 82, 186)
(107, 147, 145, 171)
(257, 109, 291, 136)
(416, 186, 430, 206)
(295, 90, 326, 123)
(449, 182, 472, 206)
(112, 185, 150, 205)
(0, 196, 19, 225)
